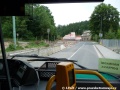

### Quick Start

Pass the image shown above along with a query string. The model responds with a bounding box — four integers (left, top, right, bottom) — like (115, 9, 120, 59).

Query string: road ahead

(49, 41, 100, 69)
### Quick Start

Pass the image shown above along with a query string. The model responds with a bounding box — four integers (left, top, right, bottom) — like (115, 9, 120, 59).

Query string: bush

(6, 43, 23, 52)
(117, 29, 120, 39)
(105, 29, 116, 39)
(6, 43, 15, 51)
(5, 40, 49, 52)
(92, 34, 99, 42)
(25, 41, 49, 48)
(45, 44, 49, 47)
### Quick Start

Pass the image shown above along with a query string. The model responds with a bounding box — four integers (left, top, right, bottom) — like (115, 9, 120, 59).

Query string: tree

(1, 4, 56, 41)
(1, 17, 13, 38)
(27, 5, 56, 40)
(89, 3, 119, 39)
(117, 29, 120, 39)
(105, 28, 116, 39)
(16, 16, 34, 40)
(57, 21, 90, 37)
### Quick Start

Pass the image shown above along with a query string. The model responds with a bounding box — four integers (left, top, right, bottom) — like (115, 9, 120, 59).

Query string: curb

(94, 45, 105, 58)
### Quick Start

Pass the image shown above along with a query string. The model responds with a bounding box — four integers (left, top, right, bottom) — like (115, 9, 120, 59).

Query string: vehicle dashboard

(0, 59, 120, 90)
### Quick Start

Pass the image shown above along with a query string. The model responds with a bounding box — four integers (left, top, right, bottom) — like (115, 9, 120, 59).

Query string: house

(81, 30, 91, 41)
(63, 32, 82, 41)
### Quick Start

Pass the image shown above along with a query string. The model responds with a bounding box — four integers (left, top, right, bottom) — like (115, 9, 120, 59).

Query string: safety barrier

(100, 39, 120, 53)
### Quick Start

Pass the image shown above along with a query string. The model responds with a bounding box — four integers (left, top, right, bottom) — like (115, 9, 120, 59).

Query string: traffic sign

(99, 33, 103, 38)
(47, 29, 50, 33)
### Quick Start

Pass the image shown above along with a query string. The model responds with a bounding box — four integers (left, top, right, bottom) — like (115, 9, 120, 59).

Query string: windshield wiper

(74, 62, 87, 69)
(11, 54, 77, 62)
(11, 54, 89, 69)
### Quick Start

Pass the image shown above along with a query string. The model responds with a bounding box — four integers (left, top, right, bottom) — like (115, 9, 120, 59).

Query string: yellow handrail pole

(75, 70, 116, 90)
(46, 75, 56, 90)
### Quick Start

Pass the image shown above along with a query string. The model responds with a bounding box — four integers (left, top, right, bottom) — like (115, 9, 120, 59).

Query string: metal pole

(100, 16, 102, 39)
(12, 16, 16, 49)
(0, 17, 12, 90)
(99, 16, 102, 44)
(47, 29, 50, 43)
(48, 32, 49, 43)
(54, 36, 55, 41)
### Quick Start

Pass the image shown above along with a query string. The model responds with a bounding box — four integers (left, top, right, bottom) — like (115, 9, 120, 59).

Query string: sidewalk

(95, 44, 120, 60)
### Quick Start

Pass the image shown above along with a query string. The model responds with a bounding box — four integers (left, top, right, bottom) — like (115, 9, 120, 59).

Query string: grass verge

(25, 41, 49, 48)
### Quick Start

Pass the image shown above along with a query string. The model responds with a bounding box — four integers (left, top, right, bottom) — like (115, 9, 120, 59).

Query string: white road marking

(93, 45, 102, 58)
(68, 43, 85, 59)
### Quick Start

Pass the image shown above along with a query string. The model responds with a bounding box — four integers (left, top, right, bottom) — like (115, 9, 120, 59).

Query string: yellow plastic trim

(75, 70, 116, 90)
(46, 75, 56, 90)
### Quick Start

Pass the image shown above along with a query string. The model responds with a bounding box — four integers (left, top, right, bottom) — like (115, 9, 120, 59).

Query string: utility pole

(12, 16, 16, 49)
(100, 16, 102, 39)
(99, 16, 103, 44)
(47, 28, 50, 43)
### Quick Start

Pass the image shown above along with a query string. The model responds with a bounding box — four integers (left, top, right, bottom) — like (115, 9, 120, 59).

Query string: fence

(100, 39, 120, 53)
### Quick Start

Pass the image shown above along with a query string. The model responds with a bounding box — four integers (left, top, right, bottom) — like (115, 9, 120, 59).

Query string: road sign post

(99, 33, 103, 45)
(99, 33, 103, 38)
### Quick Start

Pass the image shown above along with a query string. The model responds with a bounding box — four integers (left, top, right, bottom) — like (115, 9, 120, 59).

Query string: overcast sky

(41, 0, 120, 26)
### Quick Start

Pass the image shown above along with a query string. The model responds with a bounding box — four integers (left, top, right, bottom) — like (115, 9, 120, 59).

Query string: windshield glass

(0, 0, 120, 74)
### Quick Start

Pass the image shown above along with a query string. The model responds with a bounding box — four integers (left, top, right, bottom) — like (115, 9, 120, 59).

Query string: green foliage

(57, 35, 62, 40)
(16, 16, 33, 40)
(57, 21, 89, 37)
(117, 29, 120, 39)
(26, 5, 56, 41)
(92, 34, 99, 42)
(6, 43, 15, 51)
(1, 17, 13, 38)
(90, 3, 119, 39)
(104, 29, 116, 39)
(1, 4, 57, 41)
(6, 43, 23, 52)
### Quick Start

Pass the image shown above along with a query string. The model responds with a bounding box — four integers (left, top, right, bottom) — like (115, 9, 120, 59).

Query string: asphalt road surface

(49, 41, 99, 69)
